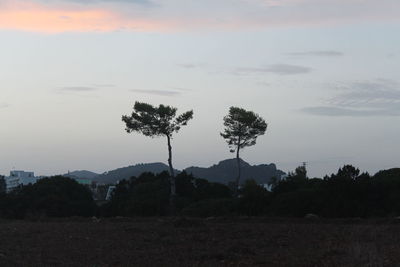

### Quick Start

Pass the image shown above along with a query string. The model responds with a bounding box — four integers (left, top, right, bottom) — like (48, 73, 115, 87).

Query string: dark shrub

(0, 176, 95, 219)
(238, 179, 271, 216)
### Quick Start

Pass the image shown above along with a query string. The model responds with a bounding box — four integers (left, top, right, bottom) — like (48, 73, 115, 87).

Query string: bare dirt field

(0, 217, 399, 266)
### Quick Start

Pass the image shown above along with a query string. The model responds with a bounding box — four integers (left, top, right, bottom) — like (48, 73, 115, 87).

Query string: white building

(5, 170, 40, 192)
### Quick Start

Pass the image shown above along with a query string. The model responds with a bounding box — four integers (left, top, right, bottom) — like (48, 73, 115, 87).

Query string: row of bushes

(103, 166, 400, 218)
(0, 177, 96, 219)
(269, 166, 400, 218)
(1, 165, 400, 219)
(100, 172, 234, 217)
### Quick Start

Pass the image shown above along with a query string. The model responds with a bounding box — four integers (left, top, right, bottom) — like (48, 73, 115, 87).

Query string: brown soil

(0, 217, 399, 266)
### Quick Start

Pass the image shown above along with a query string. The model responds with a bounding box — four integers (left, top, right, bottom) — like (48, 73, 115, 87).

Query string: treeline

(102, 166, 400, 218)
(269, 165, 400, 217)
(2, 165, 400, 219)
(0, 176, 95, 219)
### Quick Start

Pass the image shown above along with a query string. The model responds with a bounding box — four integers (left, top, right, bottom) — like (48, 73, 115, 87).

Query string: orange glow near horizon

(0, 3, 173, 33)
(1, 0, 396, 33)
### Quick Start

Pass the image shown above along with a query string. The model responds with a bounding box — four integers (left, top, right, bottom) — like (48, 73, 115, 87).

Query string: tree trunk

(235, 144, 241, 197)
(167, 135, 176, 215)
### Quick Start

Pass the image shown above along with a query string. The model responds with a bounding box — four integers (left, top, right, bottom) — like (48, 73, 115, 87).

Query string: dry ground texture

(0, 217, 399, 266)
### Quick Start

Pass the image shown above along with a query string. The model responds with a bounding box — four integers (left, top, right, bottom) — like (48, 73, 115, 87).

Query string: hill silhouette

(69, 159, 285, 185)
(93, 163, 178, 184)
(63, 170, 99, 180)
(185, 159, 285, 185)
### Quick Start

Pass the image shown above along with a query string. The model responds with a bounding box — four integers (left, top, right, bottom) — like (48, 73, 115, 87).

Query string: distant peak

(217, 158, 251, 167)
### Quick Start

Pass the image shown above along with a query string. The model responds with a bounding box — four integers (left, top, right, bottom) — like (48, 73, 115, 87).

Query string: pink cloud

(0, 0, 398, 33)
(0, 1, 175, 33)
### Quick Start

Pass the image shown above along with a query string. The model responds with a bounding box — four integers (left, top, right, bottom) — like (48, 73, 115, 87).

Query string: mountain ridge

(93, 162, 178, 184)
(63, 170, 99, 180)
(184, 158, 285, 185)
(65, 159, 285, 185)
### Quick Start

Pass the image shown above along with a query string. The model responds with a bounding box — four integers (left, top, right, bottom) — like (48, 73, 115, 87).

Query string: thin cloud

(386, 53, 396, 59)
(256, 81, 271, 87)
(302, 79, 400, 117)
(169, 87, 192, 92)
(62, 0, 153, 5)
(328, 80, 400, 109)
(235, 64, 312, 75)
(0, 103, 9, 109)
(130, 89, 181, 97)
(302, 106, 400, 117)
(178, 63, 198, 69)
(92, 84, 115, 87)
(61, 86, 98, 92)
(177, 63, 207, 69)
(286, 50, 344, 57)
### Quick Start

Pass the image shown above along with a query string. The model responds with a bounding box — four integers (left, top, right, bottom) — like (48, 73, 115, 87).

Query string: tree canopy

(221, 106, 267, 153)
(0, 176, 6, 194)
(122, 102, 193, 138)
(0, 176, 95, 219)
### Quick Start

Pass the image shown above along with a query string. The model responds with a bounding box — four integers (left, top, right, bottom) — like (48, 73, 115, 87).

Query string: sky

(0, 0, 399, 177)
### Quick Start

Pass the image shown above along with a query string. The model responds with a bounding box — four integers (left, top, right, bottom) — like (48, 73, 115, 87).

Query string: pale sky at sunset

(0, 0, 399, 177)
